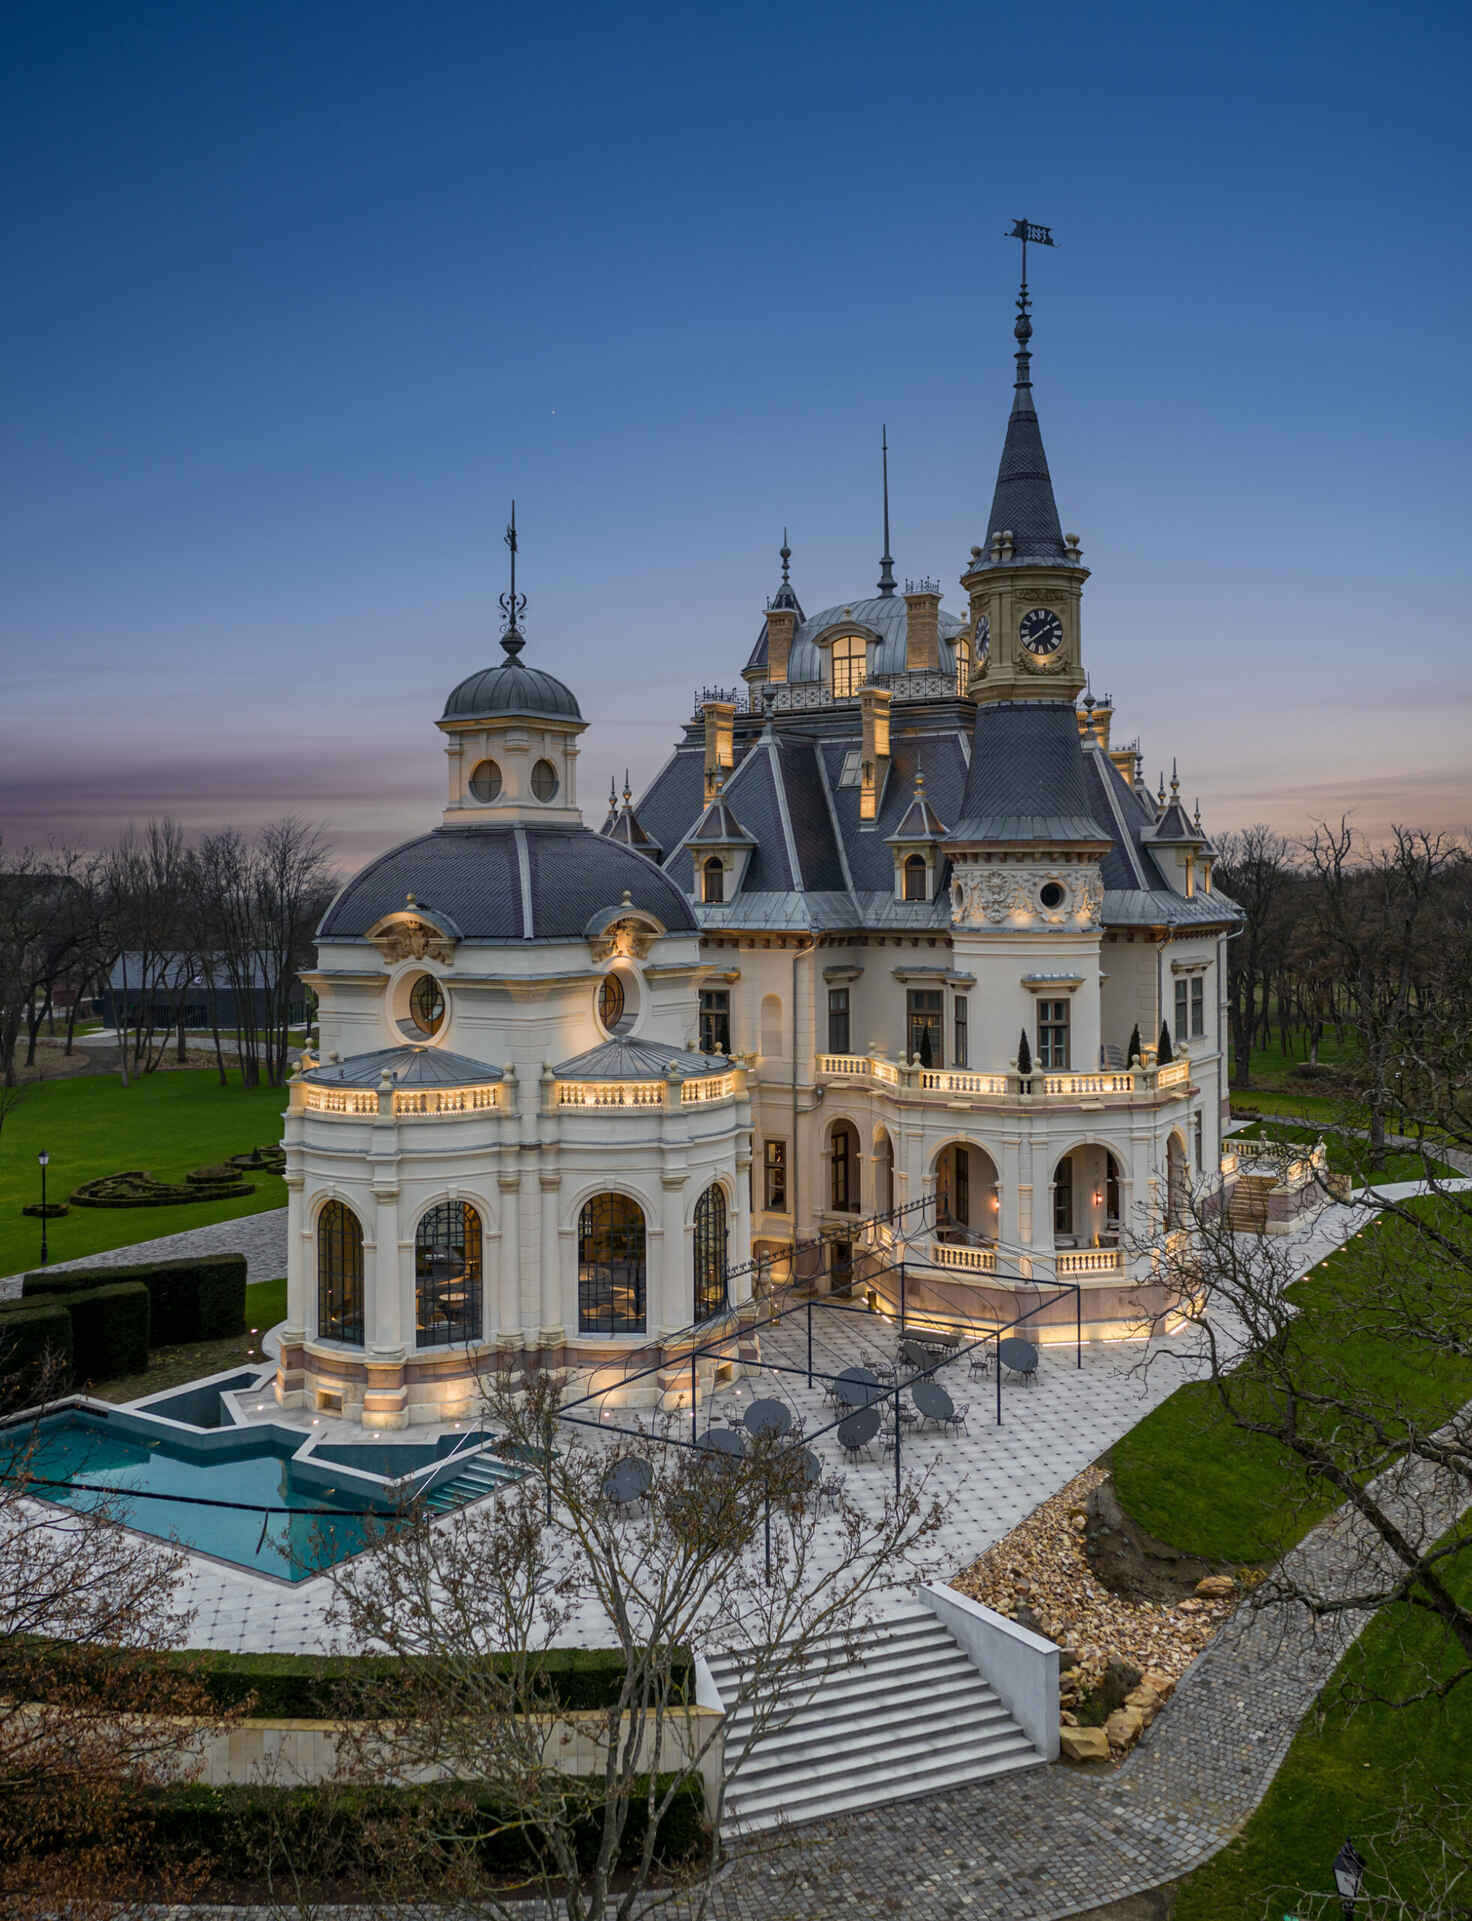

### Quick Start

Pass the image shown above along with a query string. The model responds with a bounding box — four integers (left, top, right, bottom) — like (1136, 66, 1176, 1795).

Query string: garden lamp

(1333, 1838, 1365, 1917)
(36, 1151, 50, 1266)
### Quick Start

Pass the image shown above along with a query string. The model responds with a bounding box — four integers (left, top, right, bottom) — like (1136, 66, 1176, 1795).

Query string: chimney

(902, 585, 940, 672)
(702, 699, 736, 804)
(858, 685, 892, 823)
(1109, 743, 1136, 787)
(764, 607, 796, 685)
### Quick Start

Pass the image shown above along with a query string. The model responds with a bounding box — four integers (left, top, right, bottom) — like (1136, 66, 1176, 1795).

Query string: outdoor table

(800, 1447, 822, 1488)
(602, 1457, 652, 1507)
(834, 1366, 882, 1407)
(743, 1398, 792, 1439)
(911, 1378, 955, 1429)
(836, 1406, 881, 1459)
(698, 1426, 748, 1458)
(997, 1337, 1039, 1383)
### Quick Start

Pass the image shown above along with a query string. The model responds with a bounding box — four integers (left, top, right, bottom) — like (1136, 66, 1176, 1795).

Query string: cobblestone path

(0, 1207, 288, 1298)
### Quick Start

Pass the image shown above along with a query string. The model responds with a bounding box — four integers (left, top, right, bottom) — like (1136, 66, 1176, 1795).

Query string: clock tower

(962, 249, 1089, 704)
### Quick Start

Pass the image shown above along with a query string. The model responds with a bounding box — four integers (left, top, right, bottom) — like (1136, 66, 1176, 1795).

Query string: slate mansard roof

(318, 826, 698, 944)
(745, 592, 966, 682)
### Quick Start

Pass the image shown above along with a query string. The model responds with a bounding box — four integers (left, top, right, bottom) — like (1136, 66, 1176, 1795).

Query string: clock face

(974, 614, 990, 662)
(1019, 607, 1064, 657)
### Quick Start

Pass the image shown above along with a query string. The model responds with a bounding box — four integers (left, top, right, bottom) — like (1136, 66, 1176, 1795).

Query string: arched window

(1167, 1135, 1188, 1227)
(702, 857, 725, 905)
(831, 634, 867, 699)
(830, 1122, 859, 1214)
(692, 1184, 728, 1324)
(903, 854, 928, 902)
(415, 1202, 483, 1348)
(760, 993, 783, 1059)
(317, 1200, 364, 1345)
(578, 1194, 646, 1335)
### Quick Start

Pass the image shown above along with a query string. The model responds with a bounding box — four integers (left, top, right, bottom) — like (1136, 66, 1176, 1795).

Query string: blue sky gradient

(3, 0, 1469, 864)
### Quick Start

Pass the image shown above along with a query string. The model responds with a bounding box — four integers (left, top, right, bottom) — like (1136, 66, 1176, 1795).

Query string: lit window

(764, 1139, 788, 1212)
(531, 758, 559, 802)
(317, 1201, 364, 1346)
(415, 1202, 483, 1348)
(831, 634, 867, 699)
(409, 975, 445, 1036)
(903, 854, 928, 902)
(1037, 998, 1070, 1070)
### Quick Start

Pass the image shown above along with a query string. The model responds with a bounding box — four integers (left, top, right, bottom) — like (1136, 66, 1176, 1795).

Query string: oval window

(469, 758, 503, 802)
(531, 759, 559, 802)
(409, 974, 446, 1036)
(598, 973, 626, 1032)
(1039, 881, 1066, 910)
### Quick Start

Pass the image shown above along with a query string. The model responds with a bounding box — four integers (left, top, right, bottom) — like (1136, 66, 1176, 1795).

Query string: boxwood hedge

(24, 1253, 246, 1347)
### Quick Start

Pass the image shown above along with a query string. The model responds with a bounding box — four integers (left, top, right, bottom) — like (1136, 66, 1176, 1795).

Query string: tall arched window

(830, 1122, 859, 1214)
(903, 854, 928, 902)
(578, 1194, 646, 1335)
(317, 1200, 364, 1345)
(702, 857, 725, 904)
(875, 1129, 895, 1216)
(415, 1201, 483, 1348)
(692, 1184, 728, 1324)
(831, 634, 867, 698)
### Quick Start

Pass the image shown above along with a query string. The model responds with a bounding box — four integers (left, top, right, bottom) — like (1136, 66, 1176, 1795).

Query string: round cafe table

(834, 1366, 882, 1408)
(836, 1406, 881, 1459)
(743, 1398, 792, 1440)
(602, 1457, 652, 1508)
(997, 1337, 1039, 1383)
(698, 1426, 748, 1459)
(910, 1378, 955, 1429)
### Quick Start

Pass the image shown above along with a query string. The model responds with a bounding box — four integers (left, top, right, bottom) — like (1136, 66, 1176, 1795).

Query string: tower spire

(877, 427, 896, 597)
(499, 501, 528, 659)
(982, 223, 1066, 562)
(780, 528, 791, 586)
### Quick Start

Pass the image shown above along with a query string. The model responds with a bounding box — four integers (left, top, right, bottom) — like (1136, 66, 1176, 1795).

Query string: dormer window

(903, 854, 928, 902)
(702, 857, 725, 905)
(832, 634, 867, 699)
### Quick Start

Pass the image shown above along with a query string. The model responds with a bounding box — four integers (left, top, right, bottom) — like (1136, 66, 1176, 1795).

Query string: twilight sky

(3, 0, 1469, 872)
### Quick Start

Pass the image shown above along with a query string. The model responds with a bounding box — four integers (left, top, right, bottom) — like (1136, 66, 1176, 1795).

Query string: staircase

(705, 1608, 1044, 1835)
(419, 1453, 525, 1514)
(1226, 1171, 1275, 1232)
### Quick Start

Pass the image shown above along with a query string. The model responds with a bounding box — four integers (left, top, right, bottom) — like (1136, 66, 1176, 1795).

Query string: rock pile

(951, 1465, 1242, 1762)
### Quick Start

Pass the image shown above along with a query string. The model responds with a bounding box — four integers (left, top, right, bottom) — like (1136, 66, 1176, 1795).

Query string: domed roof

(787, 594, 965, 685)
(318, 825, 697, 943)
(441, 633, 582, 725)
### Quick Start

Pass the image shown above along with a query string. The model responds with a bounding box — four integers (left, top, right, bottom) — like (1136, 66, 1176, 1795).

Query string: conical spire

(877, 427, 896, 597)
(983, 242, 1067, 562)
(768, 529, 802, 613)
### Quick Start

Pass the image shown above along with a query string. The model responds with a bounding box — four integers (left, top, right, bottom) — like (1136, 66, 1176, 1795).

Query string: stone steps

(704, 1608, 1044, 1834)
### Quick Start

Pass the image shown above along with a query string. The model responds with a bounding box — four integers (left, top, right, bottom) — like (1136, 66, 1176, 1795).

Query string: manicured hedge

(64, 1282, 150, 1383)
(25, 1254, 246, 1346)
(4, 1642, 694, 1717)
(69, 1168, 253, 1209)
(0, 1302, 74, 1402)
(117, 1775, 705, 1880)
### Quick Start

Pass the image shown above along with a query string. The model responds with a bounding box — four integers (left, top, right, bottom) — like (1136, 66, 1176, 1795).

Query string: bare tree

(0, 845, 90, 1087)
(323, 1366, 941, 1919)
(1214, 825, 1295, 1090)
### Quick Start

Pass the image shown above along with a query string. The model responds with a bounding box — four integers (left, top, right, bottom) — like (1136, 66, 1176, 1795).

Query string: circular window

(1039, 881, 1067, 910)
(598, 973, 626, 1032)
(530, 758, 559, 802)
(468, 758, 503, 802)
(409, 974, 446, 1036)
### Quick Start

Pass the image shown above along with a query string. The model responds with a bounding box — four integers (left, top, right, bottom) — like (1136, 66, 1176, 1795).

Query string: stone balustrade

(814, 1049, 1191, 1104)
(300, 1083, 503, 1119)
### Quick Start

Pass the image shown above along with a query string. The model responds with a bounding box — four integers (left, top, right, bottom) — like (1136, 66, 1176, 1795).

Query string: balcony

(553, 1069, 739, 1111)
(299, 1081, 504, 1119)
(815, 1051, 1192, 1105)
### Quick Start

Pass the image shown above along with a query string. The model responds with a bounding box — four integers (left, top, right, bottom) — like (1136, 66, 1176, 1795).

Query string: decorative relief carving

(589, 918, 655, 963)
(376, 919, 456, 964)
(949, 863, 1103, 930)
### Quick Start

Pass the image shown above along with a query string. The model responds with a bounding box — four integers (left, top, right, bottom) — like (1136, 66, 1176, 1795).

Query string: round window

(409, 974, 446, 1036)
(598, 973, 626, 1032)
(1039, 881, 1067, 910)
(468, 758, 503, 802)
(530, 758, 559, 802)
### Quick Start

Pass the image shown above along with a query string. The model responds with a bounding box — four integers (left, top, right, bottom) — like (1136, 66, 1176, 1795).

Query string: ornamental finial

(877, 427, 896, 597)
(780, 527, 791, 585)
(1004, 219, 1055, 399)
(499, 500, 527, 659)
(1170, 757, 1180, 800)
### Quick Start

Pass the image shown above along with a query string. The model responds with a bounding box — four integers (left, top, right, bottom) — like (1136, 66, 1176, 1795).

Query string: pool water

(5, 1412, 396, 1581)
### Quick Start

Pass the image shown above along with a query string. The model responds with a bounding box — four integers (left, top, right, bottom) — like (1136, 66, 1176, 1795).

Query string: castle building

(276, 270, 1241, 1427)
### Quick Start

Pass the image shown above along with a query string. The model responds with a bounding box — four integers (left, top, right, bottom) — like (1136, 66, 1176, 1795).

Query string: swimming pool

(1, 1406, 518, 1582)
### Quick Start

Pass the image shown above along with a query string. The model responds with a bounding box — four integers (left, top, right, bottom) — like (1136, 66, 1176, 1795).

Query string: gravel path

(0, 1208, 288, 1298)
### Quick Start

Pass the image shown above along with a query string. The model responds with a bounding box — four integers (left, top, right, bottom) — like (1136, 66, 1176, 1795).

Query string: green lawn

(0, 1071, 287, 1278)
(1173, 1522, 1472, 1920)
(1228, 1118, 1456, 1187)
(94, 1276, 289, 1404)
(1111, 1199, 1472, 1565)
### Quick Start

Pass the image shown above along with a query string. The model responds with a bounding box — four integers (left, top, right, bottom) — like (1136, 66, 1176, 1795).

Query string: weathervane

(1004, 219, 1055, 386)
(499, 500, 528, 658)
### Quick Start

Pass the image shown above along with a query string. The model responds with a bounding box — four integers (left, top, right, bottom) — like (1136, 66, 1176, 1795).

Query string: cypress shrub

(1016, 1028, 1032, 1076)
(1127, 1022, 1142, 1067)
(1157, 1022, 1174, 1065)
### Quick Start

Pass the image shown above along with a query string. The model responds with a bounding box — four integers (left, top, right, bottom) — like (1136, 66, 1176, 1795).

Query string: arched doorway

(415, 1201, 483, 1347)
(829, 1120, 860, 1213)
(317, 1200, 364, 1345)
(1053, 1145, 1126, 1248)
(578, 1194, 647, 1334)
(1166, 1134, 1188, 1227)
(934, 1142, 999, 1241)
(692, 1184, 728, 1324)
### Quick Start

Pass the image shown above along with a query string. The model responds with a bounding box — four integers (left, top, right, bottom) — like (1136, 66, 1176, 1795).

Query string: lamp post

(36, 1151, 50, 1266)
(1333, 1838, 1365, 1918)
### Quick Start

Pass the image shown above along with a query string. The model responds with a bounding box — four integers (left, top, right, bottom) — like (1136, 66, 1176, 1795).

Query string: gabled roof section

(688, 783, 756, 847)
(886, 773, 948, 844)
(948, 701, 1111, 846)
(601, 777, 664, 860)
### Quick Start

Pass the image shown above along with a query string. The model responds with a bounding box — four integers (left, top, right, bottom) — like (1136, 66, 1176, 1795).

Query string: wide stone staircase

(1226, 1171, 1275, 1232)
(704, 1607, 1044, 1835)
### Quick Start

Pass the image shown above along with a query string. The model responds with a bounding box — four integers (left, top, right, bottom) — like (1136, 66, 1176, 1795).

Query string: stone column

(729, 1149, 753, 1306)
(539, 1173, 564, 1351)
(497, 1173, 522, 1354)
(660, 1171, 687, 1336)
